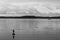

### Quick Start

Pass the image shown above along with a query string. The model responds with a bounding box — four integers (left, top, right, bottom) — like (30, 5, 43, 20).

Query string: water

(0, 19, 59, 40)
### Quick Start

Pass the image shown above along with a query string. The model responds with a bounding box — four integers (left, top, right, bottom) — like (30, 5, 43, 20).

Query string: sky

(0, 0, 60, 4)
(0, 0, 60, 3)
(0, 0, 60, 14)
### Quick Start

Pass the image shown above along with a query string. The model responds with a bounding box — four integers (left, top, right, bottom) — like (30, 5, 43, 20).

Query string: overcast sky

(0, 0, 60, 3)
(0, 0, 60, 14)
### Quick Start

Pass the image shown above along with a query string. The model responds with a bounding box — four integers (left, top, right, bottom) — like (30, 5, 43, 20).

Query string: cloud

(0, 0, 60, 14)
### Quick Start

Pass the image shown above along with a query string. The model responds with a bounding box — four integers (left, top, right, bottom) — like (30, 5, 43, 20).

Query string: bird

(12, 29, 15, 40)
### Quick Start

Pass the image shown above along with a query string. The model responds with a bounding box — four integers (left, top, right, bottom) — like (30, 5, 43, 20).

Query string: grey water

(0, 19, 60, 40)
